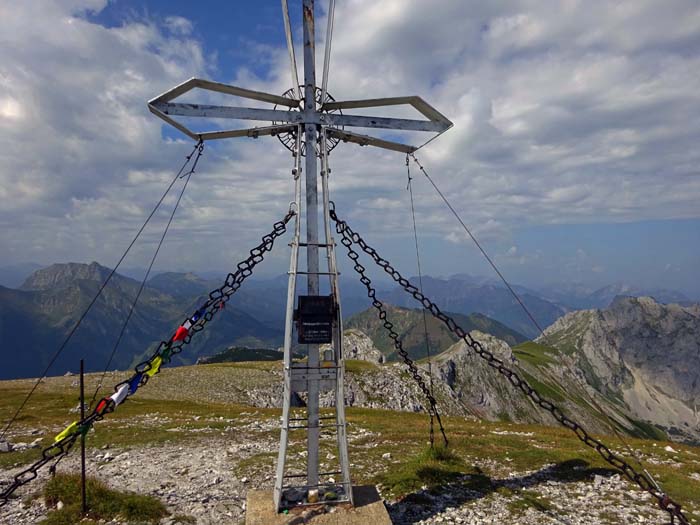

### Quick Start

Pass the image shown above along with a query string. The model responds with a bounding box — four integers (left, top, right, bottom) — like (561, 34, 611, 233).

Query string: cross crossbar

(150, 101, 447, 132)
(148, 79, 452, 151)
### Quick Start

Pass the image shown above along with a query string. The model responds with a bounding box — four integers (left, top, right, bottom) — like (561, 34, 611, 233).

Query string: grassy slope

(0, 365, 698, 522)
(197, 346, 294, 364)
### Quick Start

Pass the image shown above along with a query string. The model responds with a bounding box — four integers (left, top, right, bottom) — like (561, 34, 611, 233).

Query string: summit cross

(148, 0, 451, 512)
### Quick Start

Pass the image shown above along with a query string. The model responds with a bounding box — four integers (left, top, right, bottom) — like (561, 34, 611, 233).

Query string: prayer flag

(110, 384, 129, 407)
(172, 325, 189, 342)
(54, 421, 78, 443)
(128, 372, 143, 394)
(146, 356, 163, 378)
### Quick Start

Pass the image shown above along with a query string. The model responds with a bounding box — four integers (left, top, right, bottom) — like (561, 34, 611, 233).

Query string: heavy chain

(0, 209, 295, 507)
(338, 227, 448, 447)
(329, 206, 689, 525)
(129, 207, 295, 376)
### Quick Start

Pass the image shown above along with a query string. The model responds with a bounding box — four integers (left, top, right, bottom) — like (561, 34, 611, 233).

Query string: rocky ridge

(541, 296, 700, 443)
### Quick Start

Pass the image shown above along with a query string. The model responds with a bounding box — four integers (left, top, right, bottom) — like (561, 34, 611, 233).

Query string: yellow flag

(54, 421, 78, 443)
(146, 356, 163, 378)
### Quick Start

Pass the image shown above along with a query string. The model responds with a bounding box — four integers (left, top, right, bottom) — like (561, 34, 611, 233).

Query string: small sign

(295, 295, 336, 344)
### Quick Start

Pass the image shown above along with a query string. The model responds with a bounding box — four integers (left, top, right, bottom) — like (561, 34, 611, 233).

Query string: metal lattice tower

(148, 0, 451, 512)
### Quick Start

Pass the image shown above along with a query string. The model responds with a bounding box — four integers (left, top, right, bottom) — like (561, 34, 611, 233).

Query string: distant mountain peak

(20, 261, 113, 291)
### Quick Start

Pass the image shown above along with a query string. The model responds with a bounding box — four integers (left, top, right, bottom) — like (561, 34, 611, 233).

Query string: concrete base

(245, 485, 392, 525)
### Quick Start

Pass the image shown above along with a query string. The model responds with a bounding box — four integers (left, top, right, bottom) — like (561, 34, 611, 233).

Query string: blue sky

(1, 0, 699, 299)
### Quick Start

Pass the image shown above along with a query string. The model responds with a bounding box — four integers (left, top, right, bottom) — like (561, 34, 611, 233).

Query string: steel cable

(409, 152, 664, 494)
(89, 143, 204, 408)
(0, 141, 203, 443)
(406, 155, 438, 444)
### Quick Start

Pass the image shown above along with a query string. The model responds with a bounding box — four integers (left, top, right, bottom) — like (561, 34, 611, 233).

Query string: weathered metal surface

(273, 127, 302, 511)
(198, 124, 295, 141)
(320, 132, 353, 503)
(326, 127, 417, 153)
(152, 102, 303, 123)
(149, 77, 299, 106)
(323, 95, 451, 125)
(302, 0, 321, 494)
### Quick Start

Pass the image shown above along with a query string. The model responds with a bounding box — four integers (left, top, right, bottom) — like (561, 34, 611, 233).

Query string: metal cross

(148, 0, 451, 512)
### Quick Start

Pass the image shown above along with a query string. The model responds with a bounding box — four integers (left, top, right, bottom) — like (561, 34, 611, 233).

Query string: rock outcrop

(323, 329, 385, 364)
(541, 296, 700, 442)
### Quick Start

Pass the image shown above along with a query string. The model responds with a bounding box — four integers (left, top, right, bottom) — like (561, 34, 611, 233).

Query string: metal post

(80, 359, 87, 515)
(320, 132, 353, 503)
(302, 0, 320, 490)
(273, 128, 303, 510)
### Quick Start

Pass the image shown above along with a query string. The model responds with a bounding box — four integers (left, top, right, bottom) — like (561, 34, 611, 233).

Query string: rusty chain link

(329, 205, 689, 525)
(0, 209, 295, 507)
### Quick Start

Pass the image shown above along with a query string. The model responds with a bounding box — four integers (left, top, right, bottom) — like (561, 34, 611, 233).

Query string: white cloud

(0, 0, 699, 283)
(164, 16, 193, 36)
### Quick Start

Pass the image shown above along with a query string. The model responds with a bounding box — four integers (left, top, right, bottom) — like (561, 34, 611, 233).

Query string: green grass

(345, 408, 700, 522)
(377, 445, 470, 497)
(198, 347, 291, 364)
(40, 473, 167, 525)
(628, 418, 668, 441)
(0, 381, 261, 469)
(520, 371, 566, 402)
(512, 341, 559, 367)
(344, 359, 378, 373)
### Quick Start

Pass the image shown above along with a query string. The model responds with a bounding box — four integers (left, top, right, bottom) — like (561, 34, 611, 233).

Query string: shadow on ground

(384, 458, 619, 524)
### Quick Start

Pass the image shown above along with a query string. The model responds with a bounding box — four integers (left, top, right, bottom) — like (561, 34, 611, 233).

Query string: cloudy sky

(1, 0, 699, 297)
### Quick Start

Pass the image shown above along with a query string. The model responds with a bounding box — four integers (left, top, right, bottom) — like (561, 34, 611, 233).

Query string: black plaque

(295, 295, 336, 344)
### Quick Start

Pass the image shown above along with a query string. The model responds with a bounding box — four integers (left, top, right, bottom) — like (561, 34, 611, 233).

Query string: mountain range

(0, 263, 283, 380)
(188, 295, 699, 445)
(0, 262, 527, 380)
(538, 296, 700, 442)
(342, 297, 699, 444)
(536, 281, 692, 310)
(1, 261, 698, 446)
(1, 261, 696, 384)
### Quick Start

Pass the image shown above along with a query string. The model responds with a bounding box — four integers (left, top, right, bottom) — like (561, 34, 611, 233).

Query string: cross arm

(150, 102, 303, 124)
(325, 128, 416, 154)
(322, 96, 452, 132)
(149, 78, 300, 108)
(198, 124, 297, 141)
(149, 102, 446, 132)
(323, 113, 444, 132)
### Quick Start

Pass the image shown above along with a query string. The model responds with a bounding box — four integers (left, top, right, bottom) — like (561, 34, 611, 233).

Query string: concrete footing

(245, 485, 392, 525)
